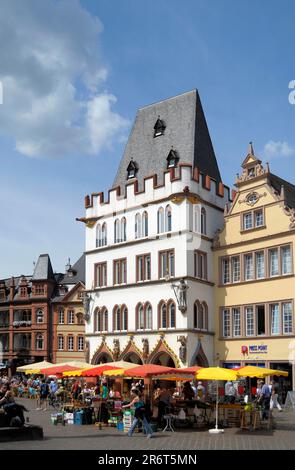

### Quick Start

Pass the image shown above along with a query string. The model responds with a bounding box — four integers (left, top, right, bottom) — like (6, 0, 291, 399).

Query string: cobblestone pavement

(1, 399, 295, 450)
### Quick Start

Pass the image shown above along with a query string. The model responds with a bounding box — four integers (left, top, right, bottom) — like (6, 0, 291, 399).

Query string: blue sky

(0, 0, 295, 278)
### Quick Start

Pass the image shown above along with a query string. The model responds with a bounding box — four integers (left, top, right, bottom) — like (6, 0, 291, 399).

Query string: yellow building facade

(214, 144, 295, 394)
(53, 281, 86, 364)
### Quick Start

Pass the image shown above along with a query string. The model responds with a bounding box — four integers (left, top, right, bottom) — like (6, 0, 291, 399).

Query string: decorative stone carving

(85, 340, 90, 363)
(142, 338, 149, 360)
(82, 292, 92, 322)
(177, 335, 187, 363)
(212, 228, 223, 248)
(113, 339, 120, 360)
(236, 163, 268, 185)
(284, 206, 295, 229)
(238, 191, 267, 206)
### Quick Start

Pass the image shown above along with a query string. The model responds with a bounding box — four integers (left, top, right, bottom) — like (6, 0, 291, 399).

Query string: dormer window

(154, 117, 166, 137)
(126, 160, 138, 180)
(248, 167, 255, 177)
(59, 285, 67, 296)
(167, 149, 179, 169)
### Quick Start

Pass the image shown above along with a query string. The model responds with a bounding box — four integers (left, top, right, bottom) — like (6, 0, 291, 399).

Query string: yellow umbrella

(236, 365, 288, 378)
(63, 369, 86, 377)
(24, 369, 43, 375)
(196, 367, 238, 381)
(195, 367, 239, 434)
(103, 369, 126, 377)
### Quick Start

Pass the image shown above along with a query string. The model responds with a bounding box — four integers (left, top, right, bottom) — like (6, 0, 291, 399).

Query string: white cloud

(263, 140, 295, 159)
(0, 0, 129, 158)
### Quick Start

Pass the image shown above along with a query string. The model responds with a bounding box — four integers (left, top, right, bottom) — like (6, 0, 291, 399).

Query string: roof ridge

(138, 89, 197, 110)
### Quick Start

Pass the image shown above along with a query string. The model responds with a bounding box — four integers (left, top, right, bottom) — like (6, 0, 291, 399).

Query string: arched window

(35, 333, 44, 350)
(122, 306, 128, 331)
(145, 303, 152, 330)
(201, 208, 206, 235)
(194, 300, 208, 330)
(194, 205, 200, 233)
(102, 308, 108, 332)
(142, 211, 148, 237)
(135, 213, 141, 239)
(198, 303, 204, 330)
(36, 309, 44, 324)
(169, 302, 176, 328)
(136, 303, 152, 330)
(121, 217, 127, 242)
(202, 302, 208, 331)
(159, 302, 167, 329)
(96, 308, 108, 332)
(113, 305, 127, 332)
(114, 219, 120, 243)
(94, 308, 100, 332)
(138, 304, 144, 330)
(96, 224, 102, 247)
(165, 205, 172, 232)
(77, 313, 84, 325)
(101, 223, 107, 246)
(194, 302, 199, 329)
(157, 207, 164, 234)
(159, 301, 176, 329)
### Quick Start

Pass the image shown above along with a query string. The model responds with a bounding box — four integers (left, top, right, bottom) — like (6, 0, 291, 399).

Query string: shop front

(217, 337, 295, 399)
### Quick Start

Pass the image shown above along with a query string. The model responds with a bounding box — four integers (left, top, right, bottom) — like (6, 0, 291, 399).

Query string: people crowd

(0, 372, 285, 431)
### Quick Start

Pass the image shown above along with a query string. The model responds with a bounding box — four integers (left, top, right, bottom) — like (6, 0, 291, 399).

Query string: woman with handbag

(122, 389, 153, 438)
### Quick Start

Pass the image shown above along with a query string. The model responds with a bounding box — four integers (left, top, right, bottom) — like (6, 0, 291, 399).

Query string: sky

(0, 0, 295, 278)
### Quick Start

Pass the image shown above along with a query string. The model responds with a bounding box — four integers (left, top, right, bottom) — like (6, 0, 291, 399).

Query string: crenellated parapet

(79, 165, 231, 224)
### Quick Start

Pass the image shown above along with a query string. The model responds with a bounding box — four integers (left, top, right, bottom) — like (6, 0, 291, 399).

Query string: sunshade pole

(209, 381, 224, 434)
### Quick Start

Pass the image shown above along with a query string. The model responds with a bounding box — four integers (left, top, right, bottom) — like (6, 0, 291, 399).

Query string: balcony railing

(13, 345, 31, 351)
(13, 321, 32, 327)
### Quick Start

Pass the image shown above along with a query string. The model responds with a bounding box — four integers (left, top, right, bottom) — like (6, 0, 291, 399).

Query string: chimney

(9, 276, 15, 300)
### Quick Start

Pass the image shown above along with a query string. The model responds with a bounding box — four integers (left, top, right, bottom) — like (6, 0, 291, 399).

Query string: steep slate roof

(269, 173, 295, 209)
(113, 89, 222, 190)
(60, 254, 85, 285)
(32, 254, 55, 281)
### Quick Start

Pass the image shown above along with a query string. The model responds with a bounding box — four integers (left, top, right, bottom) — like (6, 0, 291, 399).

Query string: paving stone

(1, 399, 294, 450)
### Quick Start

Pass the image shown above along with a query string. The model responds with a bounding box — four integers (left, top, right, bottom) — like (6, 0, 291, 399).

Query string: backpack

(41, 383, 48, 395)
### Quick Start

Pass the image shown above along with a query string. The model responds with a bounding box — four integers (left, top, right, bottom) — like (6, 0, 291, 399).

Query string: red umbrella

(80, 365, 120, 377)
(124, 364, 176, 378)
(40, 365, 79, 377)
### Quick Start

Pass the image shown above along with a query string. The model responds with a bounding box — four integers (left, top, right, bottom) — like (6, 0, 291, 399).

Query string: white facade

(84, 165, 230, 367)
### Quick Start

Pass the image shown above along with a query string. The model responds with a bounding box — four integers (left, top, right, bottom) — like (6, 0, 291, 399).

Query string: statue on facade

(142, 338, 149, 360)
(113, 339, 120, 361)
(172, 279, 189, 313)
(177, 335, 187, 363)
(85, 340, 90, 363)
(82, 292, 92, 322)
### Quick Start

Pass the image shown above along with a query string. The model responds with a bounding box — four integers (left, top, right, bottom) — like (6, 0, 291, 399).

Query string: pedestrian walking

(122, 389, 153, 438)
(270, 380, 282, 411)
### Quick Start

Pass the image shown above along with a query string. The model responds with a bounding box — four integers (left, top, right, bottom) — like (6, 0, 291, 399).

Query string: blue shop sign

(249, 345, 268, 354)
